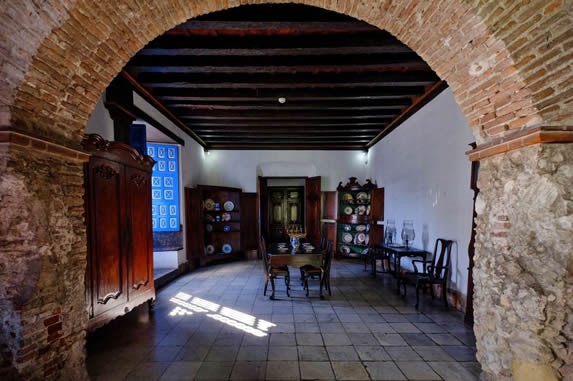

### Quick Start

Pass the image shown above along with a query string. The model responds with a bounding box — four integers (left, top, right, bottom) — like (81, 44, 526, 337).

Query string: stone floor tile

(428, 361, 479, 381)
(337, 313, 364, 322)
(442, 345, 477, 361)
(195, 361, 234, 380)
(389, 322, 422, 333)
(363, 361, 406, 380)
(230, 361, 266, 380)
(348, 332, 379, 345)
(204, 345, 239, 362)
(159, 361, 202, 381)
(91, 367, 134, 381)
(412, 346, 455, 361)
(272, 313, 295, 322)
(343, 322, 370, 333)
(269, 333, 296, 346)
(319, 322, 345, 333)
(428, 333, 464, 346)
(294, 313, 317, 323)
(265, 361, 301, 380)
(385, 346, 423, 361)
(413, 322, 447, 333)
(296, 333, 324, 346)
(296, 322, 321, 333)
(300, 361, 335, 380)
(322, 333, 352, 346)
(374, 333, 408, 346)
(331, 362, 370, 380)
(395, 361, 441, 380)
(359, 313, 386, 323)
(298, 346, 329, 361)
(354, 346, 391, 361)
(268, 345, 299, 360)
(368, 323, 396, 334)
(241, 334, 269, 346)
(400, 333, 436, 346)
(237, 345, 268, 361)
(404, 314, 433, 323)
(326, 346, 360, 361)
(176, 345, 211, 361)
(124, 362, 169, 381)
(374, 306, 399, 314)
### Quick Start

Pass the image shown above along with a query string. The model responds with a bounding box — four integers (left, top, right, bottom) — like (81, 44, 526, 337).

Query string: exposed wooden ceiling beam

(170, 104, 405, 111)
(184, 120, 391, 127)
(194, 128, 382, 133)
(144, 80, 436, 89)
(136, 45, 414, 56)
(179, 113, 397, 121)
(160, 99, 411, 108)
(167, 21, 378, 36)
(208, 144, 365, 150)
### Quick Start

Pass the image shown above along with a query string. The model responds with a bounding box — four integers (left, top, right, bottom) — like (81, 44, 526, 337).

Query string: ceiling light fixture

(278, 97, 286, 104)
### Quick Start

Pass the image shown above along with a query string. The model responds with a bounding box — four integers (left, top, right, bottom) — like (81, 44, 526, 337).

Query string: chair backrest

(430, 239, 453, 280)
(321, 240, 334, 274)
(319, 235, 327, 250)
(259, 237, 269, 269)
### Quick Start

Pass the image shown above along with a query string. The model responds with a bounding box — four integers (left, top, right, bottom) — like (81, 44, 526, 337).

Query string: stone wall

(0, 144, 88, 380)
(474, 143, 573, 380)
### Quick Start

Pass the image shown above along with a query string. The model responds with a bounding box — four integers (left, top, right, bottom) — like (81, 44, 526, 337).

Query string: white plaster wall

(85, 96, 114, 140)
(367, 88, 475, 300)
(201, 150, 368, 192)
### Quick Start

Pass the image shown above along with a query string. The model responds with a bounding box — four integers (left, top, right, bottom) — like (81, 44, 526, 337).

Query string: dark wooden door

(185, 187, 203, 269)
(85, 157, 128, 318)
(268, 187, 304, 243)
(124, 166, 153, 298)
(305, 176, 322, 246)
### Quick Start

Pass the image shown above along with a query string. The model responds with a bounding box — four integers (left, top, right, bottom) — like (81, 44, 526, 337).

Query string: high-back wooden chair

(401, 238, 453, 308)
(302, 240, 333, 299)
(260, 237, 290, 297)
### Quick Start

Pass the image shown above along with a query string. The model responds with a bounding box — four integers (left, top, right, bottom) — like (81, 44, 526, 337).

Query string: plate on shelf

(205, 223, 213, 232)
(343, 206, 353, 215)
(205, 244, 215, 255)
(204, 198, 215, 211)
(222, 244, 233, 254)
(222, 212, 231, 221)
(365, 234, 370, 245)
(356, 205, 366, 215)
(356, 232, 366, 244)
(223, 225, 231, 232)
(355, 225, 366, 232)
(343, 225, 352, 232)
(342, 232, 353, 243)
(340, 245, 351, 255)
(205, 214, 214, 222)
(356, 192, 368, 200)
(342, 193, 354, 203)
(223, 201, 234, 211)
(366, 205, 371, 215)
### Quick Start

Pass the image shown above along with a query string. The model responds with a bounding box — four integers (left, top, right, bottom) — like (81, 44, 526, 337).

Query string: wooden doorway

(267, 187, 304, 243)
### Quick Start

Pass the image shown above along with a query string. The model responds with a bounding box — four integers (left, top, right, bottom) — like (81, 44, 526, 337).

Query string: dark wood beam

(179, 113, 397, 121)
(199, 134, 376, 139)
(160, 98, 412, 108)
(136, 45, 414, 57)
(167, 21, 378, 36)
(208, 144, 365, 150)
(171, 104, 405, 111)
(194, 128, 381, 133)
(144, 80, 436, 89)
(183, 120, 391, 127)
(367, 81, 449, 148)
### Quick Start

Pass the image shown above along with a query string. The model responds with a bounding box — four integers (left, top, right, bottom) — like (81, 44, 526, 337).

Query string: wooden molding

(0, 130, 89, 162)
(466, 127, 573, 161)
(81, 134, 155, 171)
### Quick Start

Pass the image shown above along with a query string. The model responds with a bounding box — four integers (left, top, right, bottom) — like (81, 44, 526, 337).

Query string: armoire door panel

(125, 166, 153, 295)
(88, 158, 128, 316)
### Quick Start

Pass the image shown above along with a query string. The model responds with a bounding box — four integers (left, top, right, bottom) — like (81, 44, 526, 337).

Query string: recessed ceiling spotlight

(278, 97, 286, 104)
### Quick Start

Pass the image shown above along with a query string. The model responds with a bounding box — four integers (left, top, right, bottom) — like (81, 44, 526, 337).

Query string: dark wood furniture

(260, 238, 290, 299)
(401, 239, 453, 308)
(82, 134, 156, 331)
(267, 250, 322, 300)
(378, 244, 429, 292)
(335, 177, 384, 259)
(267, 186, 305, 242)
(301, 241, 334, 299)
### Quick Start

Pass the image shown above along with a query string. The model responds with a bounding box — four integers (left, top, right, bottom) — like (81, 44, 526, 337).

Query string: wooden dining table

(375, 244, 429, 292)
(267, 248, 322, 300)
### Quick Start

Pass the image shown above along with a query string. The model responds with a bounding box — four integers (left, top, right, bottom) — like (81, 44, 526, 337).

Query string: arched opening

(1, 1, 570, 380)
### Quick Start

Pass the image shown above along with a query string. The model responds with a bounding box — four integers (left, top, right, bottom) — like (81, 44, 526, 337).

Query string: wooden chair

(299, 239, 332, 283)
(401, 238, 453, 308)
(302, 240, 333, 299)
(260, 237, 290, 297)
(369, 246, 391, 276)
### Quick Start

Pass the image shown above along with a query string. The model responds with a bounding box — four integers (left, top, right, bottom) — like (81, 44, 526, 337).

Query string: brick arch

(4, 0, 566, 150)
(1, 1, 571, 380)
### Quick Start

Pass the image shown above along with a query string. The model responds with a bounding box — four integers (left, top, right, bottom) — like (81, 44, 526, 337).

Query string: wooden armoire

(82, 134, 156, 330)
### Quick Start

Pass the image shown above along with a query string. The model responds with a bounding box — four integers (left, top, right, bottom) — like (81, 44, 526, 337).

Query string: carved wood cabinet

(83, 134, 155, 330)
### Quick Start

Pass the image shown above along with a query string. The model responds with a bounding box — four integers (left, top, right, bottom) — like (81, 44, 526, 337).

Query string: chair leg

(285, 274, 291, 297)
(304, 274, 310, 297)
(429, 284, 435, 299)
(299, 268, 305, 285)
(264, 274, 268, 296)
(442, 283, 448, 308)
(415, 283, 421, 308)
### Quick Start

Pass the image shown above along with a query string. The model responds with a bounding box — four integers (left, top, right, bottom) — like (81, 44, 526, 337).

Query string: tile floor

(87, 259, 480, 380)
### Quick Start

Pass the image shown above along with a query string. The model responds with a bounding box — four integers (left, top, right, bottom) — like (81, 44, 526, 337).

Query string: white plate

(356, 192, 368, 200)
(365, 234, 370, 245)
(342, 233, 353, 243)
(222, 212, 231, 221)
(222, 244, 233, 254)
(340, 245, 351, 255)
(355, 225, 366, 232)
(343, 206, 353, 215)
(356, 205, 366, 215)
(356, 232, 366, 244)
(205, 244, 215, 255)
(223, 201, 234, 211)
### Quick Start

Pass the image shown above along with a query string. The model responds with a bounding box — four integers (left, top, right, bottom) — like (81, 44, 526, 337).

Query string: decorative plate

(343, 225, 352, 231)
(355, 225, 366, 232)
(205, 244, 215, 255)
(356, 232, 366, 244)
(205, 214, 214, 222)
(340, 245, 351, 255)
(342, 232, 353, 243)
(342, 193, 354, 202)
(223, 201, 234, 211)
(205, 223, 213, 232)
(222, 244, 233, 254)
(366, 205, 371, 215)
(365, 234, 370, 245)
(356, 192, 368, 200)
(343, 206, 353, 215)
(204, 198, 215, 211)
(356, 205, 366, 215)
(222, 212, 231, 221)
(223, 225, 231, 232)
